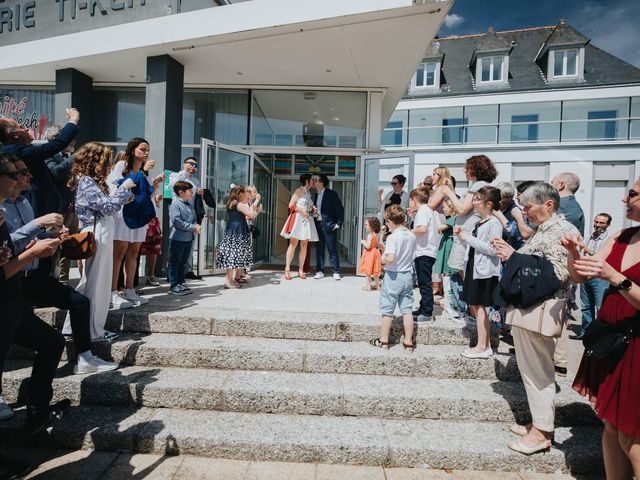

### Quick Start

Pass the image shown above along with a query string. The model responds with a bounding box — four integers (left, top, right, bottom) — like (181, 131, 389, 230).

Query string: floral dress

(216, 206, 253, 270)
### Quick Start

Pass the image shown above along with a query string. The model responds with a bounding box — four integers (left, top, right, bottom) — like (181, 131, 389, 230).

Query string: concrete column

(144, 54, 184, 276)
(55, 68, 93, 144)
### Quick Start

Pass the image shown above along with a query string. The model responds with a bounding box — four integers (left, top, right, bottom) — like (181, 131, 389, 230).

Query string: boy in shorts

(370, 204, 417, 352)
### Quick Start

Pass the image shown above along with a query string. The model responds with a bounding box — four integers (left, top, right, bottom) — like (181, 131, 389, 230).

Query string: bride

(280, 173, 319, 279)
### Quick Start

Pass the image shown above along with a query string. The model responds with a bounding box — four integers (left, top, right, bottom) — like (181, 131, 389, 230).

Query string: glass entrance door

(198, 140, 252, 275)
(357, 153, 414, 269)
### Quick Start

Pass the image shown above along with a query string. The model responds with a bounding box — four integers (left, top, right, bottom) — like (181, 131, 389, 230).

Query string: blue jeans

(168, 239, 193, 288)
(414, 255, 435, 317)
(449, 272, 468, 314)
(580, 278, 609, 334)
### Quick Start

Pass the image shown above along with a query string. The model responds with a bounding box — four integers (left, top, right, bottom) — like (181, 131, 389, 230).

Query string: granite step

(2, 362, 595, 426)
(9, 333, 520, 380)
(35, 306, 499, 347)
(0, 405, 603, 474)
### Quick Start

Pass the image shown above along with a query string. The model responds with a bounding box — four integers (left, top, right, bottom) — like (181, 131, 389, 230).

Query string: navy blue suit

(314, 188, 344, 273)
(2, 122, 79, 216)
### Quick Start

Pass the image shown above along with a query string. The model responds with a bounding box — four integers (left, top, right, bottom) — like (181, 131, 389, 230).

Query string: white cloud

(443, 13, 464, 29)
(571, 1, 640, 67)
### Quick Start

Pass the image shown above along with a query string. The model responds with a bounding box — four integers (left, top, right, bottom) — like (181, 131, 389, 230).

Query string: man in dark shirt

(0, 108, 80, 218)
(551, 172, 585, 376)
(0, 155, 65, 437)
(552, 172, 585, 236)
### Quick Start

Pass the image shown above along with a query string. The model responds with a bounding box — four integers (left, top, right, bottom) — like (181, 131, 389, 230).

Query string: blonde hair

(433, 166, 451, 187)
(68, 142, 113, 193)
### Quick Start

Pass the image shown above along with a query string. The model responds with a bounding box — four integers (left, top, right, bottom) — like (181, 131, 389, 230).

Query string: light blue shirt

(1, 195, 49, 270)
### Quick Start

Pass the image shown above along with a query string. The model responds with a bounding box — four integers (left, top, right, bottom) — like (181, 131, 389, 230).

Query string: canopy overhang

(0, 0, 451, 125)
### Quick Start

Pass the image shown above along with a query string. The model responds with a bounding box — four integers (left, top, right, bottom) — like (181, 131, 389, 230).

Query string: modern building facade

(0, 0, 451, 272)
(376, 20, 640, 235)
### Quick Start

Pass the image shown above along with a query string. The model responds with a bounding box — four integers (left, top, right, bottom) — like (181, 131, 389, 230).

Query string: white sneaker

(314, 272, 324, 279)
(110, 291, 133, 310)
(169, 286, 189, 296)
(0, 395, 14, 421)
(177, 284, 192, 293)
(460, 348, 494, 359)
(122, 288, 149, 306)
(146, 276, 160, 286)
(333, 273, 341, 281)
(74, 355, 119, 374)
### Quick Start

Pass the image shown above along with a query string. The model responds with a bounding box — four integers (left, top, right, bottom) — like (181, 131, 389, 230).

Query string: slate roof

(405, 22, 640, 99)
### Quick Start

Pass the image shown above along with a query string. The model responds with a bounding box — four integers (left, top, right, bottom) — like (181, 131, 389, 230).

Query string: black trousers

(414, 255, 436, 317)
(22, 273, 91, 354)
(11, 308, 65, 412)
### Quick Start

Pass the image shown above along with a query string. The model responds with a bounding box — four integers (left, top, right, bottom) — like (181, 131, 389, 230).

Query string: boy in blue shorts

(370, 204, 417, 352)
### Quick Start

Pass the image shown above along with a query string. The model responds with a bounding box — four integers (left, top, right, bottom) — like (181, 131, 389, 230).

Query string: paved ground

(6, 269, 592, 479)
(6, 448, 601, 480)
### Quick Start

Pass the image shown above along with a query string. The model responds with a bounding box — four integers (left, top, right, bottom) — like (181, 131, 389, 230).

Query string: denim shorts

(379, 270, 414, 316)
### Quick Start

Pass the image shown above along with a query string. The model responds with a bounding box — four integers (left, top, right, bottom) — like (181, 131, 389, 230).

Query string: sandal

(298, 270, 307, 280)
(369, 338, 389, 349)
(236, 278, 249, 284)
(402, 342, 415, 353)
(284, 270, 292, 281)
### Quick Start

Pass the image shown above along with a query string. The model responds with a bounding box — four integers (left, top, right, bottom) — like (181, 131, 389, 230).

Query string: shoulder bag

(583, 318, 637, 361)
(505, 298, 567, 338)
(61, 212, 97, 260)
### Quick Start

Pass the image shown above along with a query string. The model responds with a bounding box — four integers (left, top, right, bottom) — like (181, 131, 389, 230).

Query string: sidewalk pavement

(10, 449, 601, 480)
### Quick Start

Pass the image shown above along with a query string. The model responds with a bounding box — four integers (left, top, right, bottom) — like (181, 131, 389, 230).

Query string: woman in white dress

(280, 173, 318, 280)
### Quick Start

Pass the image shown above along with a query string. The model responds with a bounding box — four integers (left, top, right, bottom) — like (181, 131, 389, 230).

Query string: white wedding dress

(280, 189, 319, 241)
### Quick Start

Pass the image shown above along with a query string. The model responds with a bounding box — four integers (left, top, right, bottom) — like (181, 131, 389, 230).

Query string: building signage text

(0, 0, 148, 34)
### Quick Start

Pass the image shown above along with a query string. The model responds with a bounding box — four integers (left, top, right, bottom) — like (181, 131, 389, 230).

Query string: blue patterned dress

(216, 206, 253, 270)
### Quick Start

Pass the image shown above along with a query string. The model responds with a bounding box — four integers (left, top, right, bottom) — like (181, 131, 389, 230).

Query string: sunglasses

(629, 189, 639, 199)
(185, 162, 197, 167)
(0, 171, 19, 180)
(390, 182, 400, 186)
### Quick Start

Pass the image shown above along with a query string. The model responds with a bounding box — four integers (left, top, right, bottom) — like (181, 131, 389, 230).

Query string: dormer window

(480, 56, 503, 82)
(413, 61, 439, 90)
(553, 48, 578, 77)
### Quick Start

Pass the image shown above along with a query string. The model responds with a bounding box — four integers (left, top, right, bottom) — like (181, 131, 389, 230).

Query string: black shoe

(570, 333, 584, 340)
(555, 366, 567, 377)
(412, 310, 420, 317)
(0, 457, 34, 480)
(24, 409, 52, 437)
(185, 272, 203, 280)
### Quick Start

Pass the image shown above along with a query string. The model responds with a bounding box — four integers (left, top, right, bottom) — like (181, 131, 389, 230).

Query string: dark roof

(535, 19, 589, 61)
(406, 22, 640, 99)
(476, 27, 512, 54)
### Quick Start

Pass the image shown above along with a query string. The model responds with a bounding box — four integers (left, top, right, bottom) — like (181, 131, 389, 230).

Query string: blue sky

(438, 0, 640, 67)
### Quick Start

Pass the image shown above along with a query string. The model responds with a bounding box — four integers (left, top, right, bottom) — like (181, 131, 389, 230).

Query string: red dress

(573, 226, 640, 436)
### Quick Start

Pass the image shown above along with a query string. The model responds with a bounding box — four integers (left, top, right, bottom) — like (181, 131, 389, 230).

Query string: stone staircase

(1, 306, 603, 475)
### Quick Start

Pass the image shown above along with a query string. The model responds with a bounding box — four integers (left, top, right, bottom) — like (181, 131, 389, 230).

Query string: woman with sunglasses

(562, 178, 640, 479)
(378, 175, 409, 233)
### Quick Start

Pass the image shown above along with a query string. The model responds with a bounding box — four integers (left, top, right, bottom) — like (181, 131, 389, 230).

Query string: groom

(312, 174, 344, 280)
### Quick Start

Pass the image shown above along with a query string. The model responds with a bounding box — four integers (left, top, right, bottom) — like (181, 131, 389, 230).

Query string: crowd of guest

(366, 154, 639, 474)
(0, 108, 265, 447)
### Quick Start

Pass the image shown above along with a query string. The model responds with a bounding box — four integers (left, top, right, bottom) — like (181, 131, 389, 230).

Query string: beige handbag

(505, 298, 567, 338)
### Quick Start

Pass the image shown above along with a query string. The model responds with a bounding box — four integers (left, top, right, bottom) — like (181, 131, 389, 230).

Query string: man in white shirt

(572, 213, 613, 339)
(410, 186, 438, 323)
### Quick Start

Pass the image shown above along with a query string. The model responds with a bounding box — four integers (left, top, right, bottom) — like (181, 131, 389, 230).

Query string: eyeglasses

(628, 189, 639, 199)
(0, 171, 19, 180)
(17, 168, 30, 177)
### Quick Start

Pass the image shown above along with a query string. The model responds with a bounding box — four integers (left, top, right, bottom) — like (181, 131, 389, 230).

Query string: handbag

(61, 213, 97, 260)
(583, 318, 636, 361)
(505, 298, 567, 338)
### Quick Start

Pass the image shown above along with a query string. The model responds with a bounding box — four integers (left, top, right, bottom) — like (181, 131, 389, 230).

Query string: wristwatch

(615, 278, 633, 291)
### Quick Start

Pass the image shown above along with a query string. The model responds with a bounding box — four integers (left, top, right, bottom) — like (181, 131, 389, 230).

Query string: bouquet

(300, 199, 319, 221)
